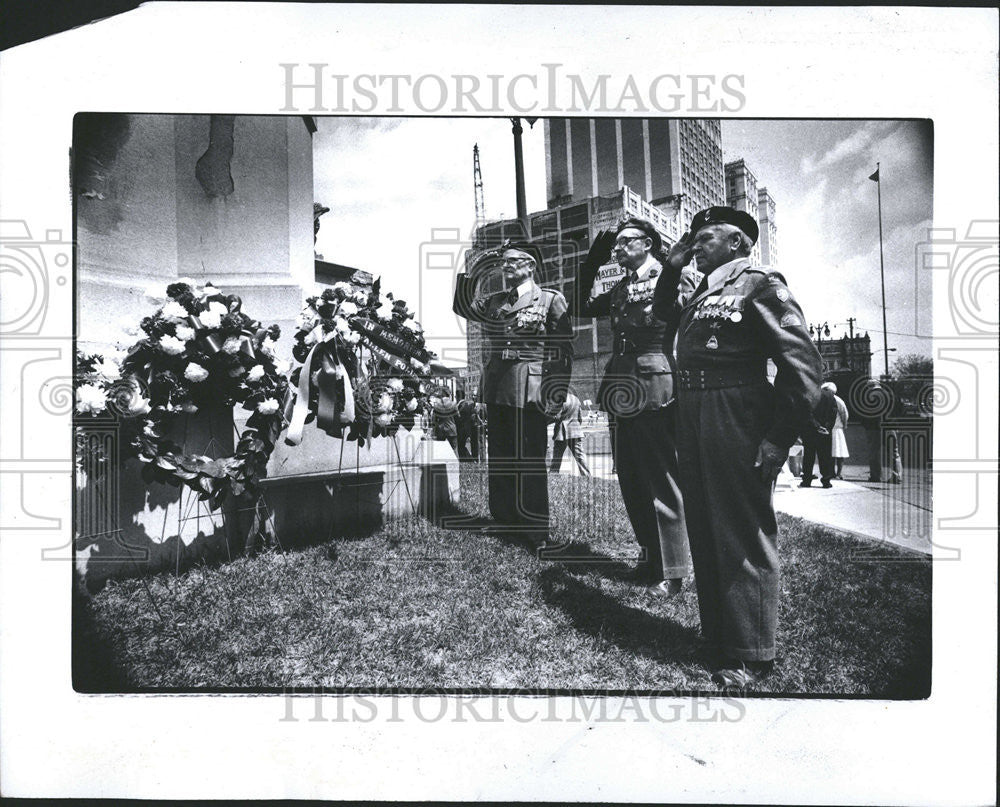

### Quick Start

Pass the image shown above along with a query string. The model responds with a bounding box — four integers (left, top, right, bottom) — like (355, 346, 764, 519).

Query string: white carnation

(184, 362, 209, 383)
(174, 324, 196, 342)
(161, 301, 188, 322)
(260, 337, 277, 358)
(387, 378, 404, 392)
(374, 412, 393, 427)
(75, 384, 108, 414)
(377, 393, 394, 412)
(331, 281, 352, 296)
(342, 330, 361, 345)
(274, 359, 291, 376)
(402, 318, 421, 333)
(94, 358, 121, 383)
(257, 398, 279, 415)
(338, 301, 359, 317)
(405, 398, 418, 411)
(375, 300, 394, 321)
(158, 335, 186, 355)
(247, 364, 266, 382)
(352, 290, 368, 304)
(199, 308, 222, 329)
(222, 337, 241, 354)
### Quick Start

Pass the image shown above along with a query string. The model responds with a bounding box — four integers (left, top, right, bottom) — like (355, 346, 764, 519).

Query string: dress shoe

(647, 578, 684, 598)
(711, 659, 774, 692)
(821, 480, 833, 488)
(798, 480, 812, 488)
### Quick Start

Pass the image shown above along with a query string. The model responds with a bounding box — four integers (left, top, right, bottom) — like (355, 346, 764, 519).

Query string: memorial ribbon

(349, 317, 431, 364)
(285, 331, 356, 445)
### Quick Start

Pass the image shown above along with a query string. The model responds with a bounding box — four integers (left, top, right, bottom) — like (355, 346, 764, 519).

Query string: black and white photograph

(69, 112, 934, 700)
(0, 4, 996, 804)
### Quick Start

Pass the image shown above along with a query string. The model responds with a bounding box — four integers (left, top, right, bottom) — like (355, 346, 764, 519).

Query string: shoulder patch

(775, 288, 789, 302)
(779, 311, 800, 328)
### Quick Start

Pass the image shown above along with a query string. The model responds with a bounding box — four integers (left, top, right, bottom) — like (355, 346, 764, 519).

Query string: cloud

(801, 120, 896, 174)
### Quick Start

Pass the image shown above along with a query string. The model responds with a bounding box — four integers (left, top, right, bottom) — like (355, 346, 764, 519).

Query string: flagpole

(875, 161, 889, 379)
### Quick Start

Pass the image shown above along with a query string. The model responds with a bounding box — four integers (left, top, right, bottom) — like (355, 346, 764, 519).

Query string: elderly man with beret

(653, 206, 823, 690)
(453, 243, 573, 547)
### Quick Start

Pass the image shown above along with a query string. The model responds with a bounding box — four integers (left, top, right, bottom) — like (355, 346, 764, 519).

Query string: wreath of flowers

(288, 279, 441, 445)
(75, 280, 291, 510)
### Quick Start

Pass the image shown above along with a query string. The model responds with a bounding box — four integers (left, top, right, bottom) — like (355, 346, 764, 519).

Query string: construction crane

(473, 143, 485, 228)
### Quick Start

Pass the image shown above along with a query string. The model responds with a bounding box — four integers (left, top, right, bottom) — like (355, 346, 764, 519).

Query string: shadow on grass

(536, 565, 705, 666)
(73, 576, 133, 692)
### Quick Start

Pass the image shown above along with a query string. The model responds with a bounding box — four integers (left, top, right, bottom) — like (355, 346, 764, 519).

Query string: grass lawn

(76, 465, 931, 696)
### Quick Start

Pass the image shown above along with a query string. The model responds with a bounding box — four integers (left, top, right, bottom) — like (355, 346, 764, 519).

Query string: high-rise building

(757, 186, 777, 266)
(544, 118, 725, 225)
(725, 158, 762, 264)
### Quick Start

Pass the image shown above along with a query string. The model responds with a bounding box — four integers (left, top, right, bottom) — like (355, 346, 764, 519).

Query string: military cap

(689, 206, 759, 245)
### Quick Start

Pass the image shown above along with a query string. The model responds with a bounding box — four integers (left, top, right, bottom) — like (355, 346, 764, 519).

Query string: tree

(891, 353, 933, 379)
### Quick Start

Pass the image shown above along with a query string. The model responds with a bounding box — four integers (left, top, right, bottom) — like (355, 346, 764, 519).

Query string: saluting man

(653, 207, 823, 689)
(453, 243, 573, 547)
(575, 217, 693, 596)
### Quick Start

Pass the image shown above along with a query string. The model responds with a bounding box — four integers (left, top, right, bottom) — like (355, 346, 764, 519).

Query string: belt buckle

(501, 348, 516, 360)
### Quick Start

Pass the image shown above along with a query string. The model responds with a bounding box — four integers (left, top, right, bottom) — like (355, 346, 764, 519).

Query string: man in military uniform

(574, 218, 692, 596)
(453, 243, 573, 546)
(653, 206, 823, 689)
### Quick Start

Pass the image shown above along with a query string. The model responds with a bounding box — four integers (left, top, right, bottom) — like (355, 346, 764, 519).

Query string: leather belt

(676, 366, 766, 390)
(495, 348, 548, 361)
(613, 335, 662, 355)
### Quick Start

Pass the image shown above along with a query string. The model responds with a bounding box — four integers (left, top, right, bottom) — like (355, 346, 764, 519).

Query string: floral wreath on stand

(286, 279, 447, 447)
(75, 281, 291, 526)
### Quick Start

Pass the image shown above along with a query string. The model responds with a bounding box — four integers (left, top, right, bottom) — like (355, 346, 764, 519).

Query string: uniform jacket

(454, 276, 573, 411)
(552, 392, 584, 441)
(653, 256, 823, 449)
(575, 253, 699, 416)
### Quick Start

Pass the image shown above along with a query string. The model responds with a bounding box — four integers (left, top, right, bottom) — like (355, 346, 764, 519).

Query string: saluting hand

(664, 230, 694, 271)
(754, 439, 788, 485)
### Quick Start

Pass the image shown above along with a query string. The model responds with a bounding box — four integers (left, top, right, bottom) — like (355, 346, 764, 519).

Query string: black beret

(689, 206, 759, 245)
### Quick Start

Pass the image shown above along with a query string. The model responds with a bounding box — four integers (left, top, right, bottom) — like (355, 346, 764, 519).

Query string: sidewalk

(551, 453, 933, 556)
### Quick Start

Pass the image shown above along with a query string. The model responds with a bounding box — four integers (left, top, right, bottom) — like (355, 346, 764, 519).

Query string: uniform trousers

(676, 383, 780, 662)
(550, 438, 591, 476)
(609, 408, 690, 579)
(486, 403, 549, 536)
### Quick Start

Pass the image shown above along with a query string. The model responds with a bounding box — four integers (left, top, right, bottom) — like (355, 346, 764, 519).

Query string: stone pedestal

(75, 407, 246, 589)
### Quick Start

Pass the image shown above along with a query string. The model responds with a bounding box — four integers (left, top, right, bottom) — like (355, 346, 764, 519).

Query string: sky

(313, 118, 933, 373)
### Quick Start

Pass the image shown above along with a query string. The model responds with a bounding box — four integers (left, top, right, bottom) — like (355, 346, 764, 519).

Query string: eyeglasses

(613, 235, 648, 247)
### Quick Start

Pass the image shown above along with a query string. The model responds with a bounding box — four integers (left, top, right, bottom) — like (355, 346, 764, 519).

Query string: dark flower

(166, 282, 193, 300)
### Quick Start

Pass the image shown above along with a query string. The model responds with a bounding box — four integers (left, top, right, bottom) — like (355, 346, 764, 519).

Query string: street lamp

(808, 322, 831, 340)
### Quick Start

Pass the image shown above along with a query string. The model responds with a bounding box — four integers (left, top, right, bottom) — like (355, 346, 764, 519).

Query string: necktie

(506, 288, 520, 305)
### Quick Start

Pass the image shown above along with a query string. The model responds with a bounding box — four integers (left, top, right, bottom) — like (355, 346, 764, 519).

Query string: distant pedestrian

(859, 379, 903, 484)
(456, 391, 482, 461)
(800, 382, 838, 488)
(430, 393, 459, 456)
(550, 390, 591, 476)
(829, 382, 850, 479)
